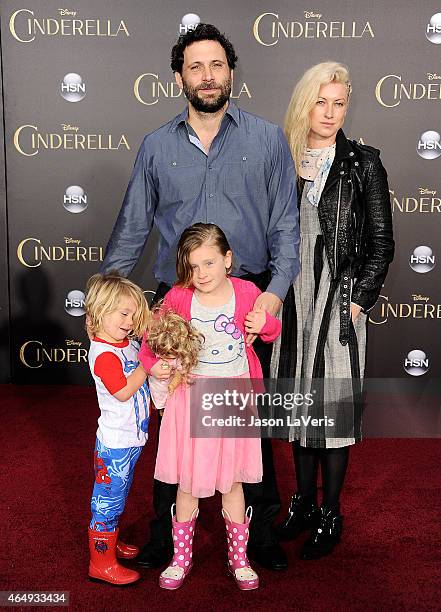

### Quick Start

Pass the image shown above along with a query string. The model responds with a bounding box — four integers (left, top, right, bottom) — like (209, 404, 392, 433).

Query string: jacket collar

(334, 128, 352, 162)
(321, 129, 353, 194)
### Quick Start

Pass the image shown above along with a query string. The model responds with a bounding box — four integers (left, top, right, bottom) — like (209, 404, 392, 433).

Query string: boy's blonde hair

(147, 306, 203, 391)
(85, 271, 150, 338)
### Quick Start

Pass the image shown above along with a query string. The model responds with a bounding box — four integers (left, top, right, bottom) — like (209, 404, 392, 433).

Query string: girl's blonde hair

(284, 61, 351, 175)
(147, 306, 203, 392)
(85, 271, 150, 338)
(176, 223, 232, 287)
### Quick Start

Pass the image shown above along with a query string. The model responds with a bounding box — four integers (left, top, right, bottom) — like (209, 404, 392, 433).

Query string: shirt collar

(170, 100, 240, 133)
(93, 336, 129, 348)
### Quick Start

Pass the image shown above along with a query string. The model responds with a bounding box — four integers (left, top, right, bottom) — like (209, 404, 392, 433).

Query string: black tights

(292, 441, 349, 510)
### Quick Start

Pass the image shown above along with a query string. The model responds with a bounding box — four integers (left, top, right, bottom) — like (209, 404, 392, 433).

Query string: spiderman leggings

(90, 438, 143, 532)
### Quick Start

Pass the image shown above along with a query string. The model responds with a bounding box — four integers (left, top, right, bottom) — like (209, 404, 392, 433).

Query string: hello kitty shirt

(190, 292, 249, 377)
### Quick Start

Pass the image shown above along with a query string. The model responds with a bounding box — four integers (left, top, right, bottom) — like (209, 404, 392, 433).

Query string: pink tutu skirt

(154, 375, 263, 498)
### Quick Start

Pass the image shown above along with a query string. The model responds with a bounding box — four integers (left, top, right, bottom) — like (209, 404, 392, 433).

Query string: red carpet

(1, 384, 440, 611)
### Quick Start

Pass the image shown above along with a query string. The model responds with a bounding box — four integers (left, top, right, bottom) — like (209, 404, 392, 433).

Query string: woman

(271, 62, 394, 559)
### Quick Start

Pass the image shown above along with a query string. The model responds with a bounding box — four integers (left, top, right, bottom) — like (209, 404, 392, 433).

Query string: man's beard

(182, 77, 232, 113)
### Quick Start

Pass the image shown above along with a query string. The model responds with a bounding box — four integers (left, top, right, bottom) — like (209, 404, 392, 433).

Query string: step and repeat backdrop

(0, 0, 440, 390)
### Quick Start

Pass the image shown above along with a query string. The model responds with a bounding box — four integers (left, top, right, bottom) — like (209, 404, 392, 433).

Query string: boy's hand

(244, 308, 266, 339)
(150, 359, 174, 380)
(85, 315, 93, 341)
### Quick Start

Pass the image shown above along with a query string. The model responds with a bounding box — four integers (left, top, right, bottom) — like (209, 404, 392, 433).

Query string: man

(101, 24, 299, 571)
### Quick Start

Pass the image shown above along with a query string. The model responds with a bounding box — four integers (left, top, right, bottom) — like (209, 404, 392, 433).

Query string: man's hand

(246, 291, 282, 345)
(149, 359, 174, 380)
(351, 302, 362, 322)
(253, 292, 283, 317)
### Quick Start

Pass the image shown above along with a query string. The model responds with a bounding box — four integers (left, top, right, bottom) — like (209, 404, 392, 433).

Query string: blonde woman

(272, 62, 394, 558)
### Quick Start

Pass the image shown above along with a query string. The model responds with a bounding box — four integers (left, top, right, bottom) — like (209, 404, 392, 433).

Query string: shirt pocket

(156, 159, 206, 203)
(223, 153, 265, 196)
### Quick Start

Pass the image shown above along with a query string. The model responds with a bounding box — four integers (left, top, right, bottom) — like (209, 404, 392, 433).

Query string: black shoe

(300, 506, 343, 560)
(136, 543, 172, 568)
(248, 542, 288, 571)
(275, 493, 320, 542)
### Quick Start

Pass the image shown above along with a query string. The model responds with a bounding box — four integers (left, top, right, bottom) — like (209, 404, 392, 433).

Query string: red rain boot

(88, 527, 140, 585)
(116, 540, 139, 559)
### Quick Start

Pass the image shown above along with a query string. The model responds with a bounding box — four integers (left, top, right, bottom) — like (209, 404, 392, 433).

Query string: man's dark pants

(146, 272, 280, 553)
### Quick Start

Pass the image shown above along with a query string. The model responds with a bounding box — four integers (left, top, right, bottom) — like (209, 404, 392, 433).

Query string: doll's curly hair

(147, 306, 203, 392)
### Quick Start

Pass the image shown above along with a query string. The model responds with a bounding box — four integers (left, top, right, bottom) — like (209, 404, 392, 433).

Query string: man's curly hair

(147, 306, 203, 392)
(171, 23, 238, 75)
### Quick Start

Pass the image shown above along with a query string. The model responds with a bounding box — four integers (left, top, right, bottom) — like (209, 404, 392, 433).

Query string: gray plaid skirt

(270, 184, 367, 448)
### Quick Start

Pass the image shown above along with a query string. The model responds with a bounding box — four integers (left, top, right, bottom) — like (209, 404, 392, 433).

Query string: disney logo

(58, 9, 77, 17)
(419, 187, 437, 195)
(61, 124, 79, 132)
(427, 73, 441, 81)
(64, 237, 82, 245)
(411, 294, 429, 302)
(304, 11, 322, 19)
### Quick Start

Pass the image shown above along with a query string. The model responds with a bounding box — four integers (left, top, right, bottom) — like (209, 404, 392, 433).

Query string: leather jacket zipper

(333, 175, 343, 277)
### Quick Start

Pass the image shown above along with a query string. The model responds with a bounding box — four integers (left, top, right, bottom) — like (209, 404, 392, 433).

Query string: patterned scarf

(300, 144, 336, 207)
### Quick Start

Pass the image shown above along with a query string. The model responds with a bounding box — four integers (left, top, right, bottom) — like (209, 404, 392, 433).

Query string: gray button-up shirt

(101, 101, 299, 300)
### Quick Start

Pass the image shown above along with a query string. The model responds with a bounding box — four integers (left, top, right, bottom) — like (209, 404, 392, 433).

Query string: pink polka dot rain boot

(222, 506, 259, 590)
(159, 504, 198, 590)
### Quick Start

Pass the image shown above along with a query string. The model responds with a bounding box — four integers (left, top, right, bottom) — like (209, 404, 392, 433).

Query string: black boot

(275, 493, 320, 542)
(300, 505, 343, 560)
(247, 541, 288, 571)
(136, 541, 173, 568)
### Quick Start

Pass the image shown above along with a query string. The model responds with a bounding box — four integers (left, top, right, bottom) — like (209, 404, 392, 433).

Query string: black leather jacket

(317, 129, 394, 344)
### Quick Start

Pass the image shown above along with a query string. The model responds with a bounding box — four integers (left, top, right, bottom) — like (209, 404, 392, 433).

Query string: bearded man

(100, 23, 299, 571)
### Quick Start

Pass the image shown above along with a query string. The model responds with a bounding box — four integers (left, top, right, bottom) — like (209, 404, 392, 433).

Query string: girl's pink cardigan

(138, 276, 281, 378)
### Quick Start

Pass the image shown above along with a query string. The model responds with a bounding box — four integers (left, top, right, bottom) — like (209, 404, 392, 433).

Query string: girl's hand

(150, 359, 174, 380)
(245, 308, 266, 336)
(246, 292, 282, 345)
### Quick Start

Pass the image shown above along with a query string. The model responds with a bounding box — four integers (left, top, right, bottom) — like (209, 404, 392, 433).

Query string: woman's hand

(351, 302, 362, 322)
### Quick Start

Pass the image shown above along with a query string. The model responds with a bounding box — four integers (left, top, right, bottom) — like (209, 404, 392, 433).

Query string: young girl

(139, 223, 282, 591)
(85, 272, 150, 586)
